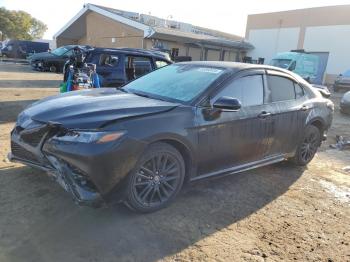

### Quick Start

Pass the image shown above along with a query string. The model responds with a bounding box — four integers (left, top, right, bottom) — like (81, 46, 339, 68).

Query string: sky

(1, 0, 350, 39)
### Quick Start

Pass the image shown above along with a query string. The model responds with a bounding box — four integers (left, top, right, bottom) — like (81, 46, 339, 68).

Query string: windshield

(270, 59, 292, 69)
(123, 64, 226, 103)
(51, 46, 70, 56)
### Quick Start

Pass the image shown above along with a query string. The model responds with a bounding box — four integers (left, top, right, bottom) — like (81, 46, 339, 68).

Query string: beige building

(54, 4, 253, 62)
(246, 5, 350, 84)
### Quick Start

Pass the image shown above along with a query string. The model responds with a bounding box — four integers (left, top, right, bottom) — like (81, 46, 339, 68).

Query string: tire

(125, 142, 185, 213)
(292, 125, 321, 166)
(49, 64, 57, 73)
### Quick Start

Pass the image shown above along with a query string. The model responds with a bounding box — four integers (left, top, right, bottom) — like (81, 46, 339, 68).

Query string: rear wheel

(49, 64, 57, 73)
(125, 142, 185, 213)
(292, 125, 321, 166)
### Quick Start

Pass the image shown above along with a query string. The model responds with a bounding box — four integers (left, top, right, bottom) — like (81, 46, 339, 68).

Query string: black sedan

(30, 45, 90, 73)
(9, 62, 334, 212)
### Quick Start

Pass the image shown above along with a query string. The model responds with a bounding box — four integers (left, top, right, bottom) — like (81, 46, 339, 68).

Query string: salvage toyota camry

(9, 62, 334, 212)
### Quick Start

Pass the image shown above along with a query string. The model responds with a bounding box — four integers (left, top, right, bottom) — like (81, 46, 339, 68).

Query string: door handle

(300, 105, 309, 111)
(258, 111, 272, 119)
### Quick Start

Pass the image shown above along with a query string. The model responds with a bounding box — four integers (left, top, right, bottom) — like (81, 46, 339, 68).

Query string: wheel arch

(308, 118, 325, 134)
(150, 137, 196, 183)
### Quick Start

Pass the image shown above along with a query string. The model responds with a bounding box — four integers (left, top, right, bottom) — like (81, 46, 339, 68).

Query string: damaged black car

(9, 62, 334, 212)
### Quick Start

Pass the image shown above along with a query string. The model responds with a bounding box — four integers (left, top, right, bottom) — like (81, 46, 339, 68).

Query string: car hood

(30, 52, 56, 60)
(21, 88, 179, 129)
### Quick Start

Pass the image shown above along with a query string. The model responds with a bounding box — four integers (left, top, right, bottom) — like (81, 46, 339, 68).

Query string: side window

(64, 50, 73, 57)
(125, 56, 153, 80)
(294, 83, 304, 99)
(99, 54, 119, 67)
(213, 75, 264, 107)
(267, 75, 296, 102)
(155, 60, 170, 69)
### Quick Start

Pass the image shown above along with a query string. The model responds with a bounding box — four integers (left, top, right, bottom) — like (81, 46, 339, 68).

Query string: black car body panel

(9, 62, 334, 207)
(24, 88, 179, 129)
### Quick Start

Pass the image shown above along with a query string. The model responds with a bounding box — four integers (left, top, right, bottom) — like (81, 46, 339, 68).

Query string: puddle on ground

(319, 180, 350, 204)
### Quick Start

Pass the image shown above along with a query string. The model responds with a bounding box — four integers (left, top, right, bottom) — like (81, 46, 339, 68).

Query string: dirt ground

(0, 63, 349, 262)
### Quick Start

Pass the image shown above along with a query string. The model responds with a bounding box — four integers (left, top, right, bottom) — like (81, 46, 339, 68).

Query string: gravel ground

(0, 63, 349, 262)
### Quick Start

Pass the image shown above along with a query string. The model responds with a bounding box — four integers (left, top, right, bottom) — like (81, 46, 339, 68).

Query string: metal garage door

(206, 50, 221, 61)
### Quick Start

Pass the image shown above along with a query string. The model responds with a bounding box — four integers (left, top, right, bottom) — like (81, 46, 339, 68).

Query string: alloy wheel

(300, 131, 319, 163)
(132, 152, 182, 207)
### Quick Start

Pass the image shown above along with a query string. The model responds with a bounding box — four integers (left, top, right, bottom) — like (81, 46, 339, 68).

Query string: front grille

(11, 141, 38, 163)
(20, 126, 48, 147)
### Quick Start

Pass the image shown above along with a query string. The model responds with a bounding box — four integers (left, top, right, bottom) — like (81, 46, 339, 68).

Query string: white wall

(303, 25, 350, 75)
(247, 27, 300, 63)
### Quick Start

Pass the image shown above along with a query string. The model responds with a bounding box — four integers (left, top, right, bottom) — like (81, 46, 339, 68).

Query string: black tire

(125, 142, 185, 213)
(292, 125, 321, 166)
(49, 64, 57, 73)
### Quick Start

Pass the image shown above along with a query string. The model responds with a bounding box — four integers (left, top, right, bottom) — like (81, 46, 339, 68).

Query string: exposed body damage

(9, 62, 334, 211)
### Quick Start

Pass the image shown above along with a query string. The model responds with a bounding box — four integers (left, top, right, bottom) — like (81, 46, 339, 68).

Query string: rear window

(267, 75, 296, 102)
(213, 75, 264, 107)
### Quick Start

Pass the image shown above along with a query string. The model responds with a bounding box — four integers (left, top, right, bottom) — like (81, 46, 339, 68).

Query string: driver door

(195, 70, 274, 176)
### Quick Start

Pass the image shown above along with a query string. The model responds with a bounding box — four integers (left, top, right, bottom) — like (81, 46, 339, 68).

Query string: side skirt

(190, 155, 286, 182)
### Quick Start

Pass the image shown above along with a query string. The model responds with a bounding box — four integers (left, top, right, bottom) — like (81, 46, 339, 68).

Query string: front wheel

(125, 142, 185, 213)
(291, 125, 321, 166)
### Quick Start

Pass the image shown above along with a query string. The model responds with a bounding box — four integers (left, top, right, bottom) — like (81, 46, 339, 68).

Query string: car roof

(177, 61, 315, 87)
(89, 47, 171, 61)
(176, 61, 295, 73)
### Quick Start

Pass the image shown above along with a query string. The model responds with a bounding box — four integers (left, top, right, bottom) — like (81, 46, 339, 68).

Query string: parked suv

(81, 48, 172, 87)
(1, 40, 49, 59)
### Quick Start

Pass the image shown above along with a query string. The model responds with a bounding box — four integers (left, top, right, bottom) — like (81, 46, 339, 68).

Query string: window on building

(212, 75, 264, 107)
(267, 75, 296, 102)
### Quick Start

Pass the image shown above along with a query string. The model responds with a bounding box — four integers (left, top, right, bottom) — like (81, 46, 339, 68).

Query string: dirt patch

(0, 63, 349, 262)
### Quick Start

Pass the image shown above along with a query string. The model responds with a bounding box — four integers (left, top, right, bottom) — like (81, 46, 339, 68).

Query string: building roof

(54, 3, 254, 50)
(151, 27, 254, 49)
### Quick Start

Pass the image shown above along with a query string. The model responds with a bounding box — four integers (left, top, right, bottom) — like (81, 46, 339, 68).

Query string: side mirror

(213, 96, 241, 111)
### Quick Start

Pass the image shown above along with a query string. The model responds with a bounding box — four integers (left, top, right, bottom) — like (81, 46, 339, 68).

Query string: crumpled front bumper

(8, 151, 103, 207)
(9, 123, 104, 207)
(9, 122, 145, 207)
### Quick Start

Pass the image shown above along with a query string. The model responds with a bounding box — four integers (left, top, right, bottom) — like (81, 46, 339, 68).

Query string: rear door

(94, 53, 124, 87)
(264, 70, 308, 156)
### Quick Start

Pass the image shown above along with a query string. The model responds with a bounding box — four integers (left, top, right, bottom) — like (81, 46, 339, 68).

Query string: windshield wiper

(132, 92, 151, 99)
(117, 87, 129, 93)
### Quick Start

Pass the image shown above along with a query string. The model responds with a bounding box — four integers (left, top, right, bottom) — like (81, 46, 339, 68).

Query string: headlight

(53, 130, 126, 144)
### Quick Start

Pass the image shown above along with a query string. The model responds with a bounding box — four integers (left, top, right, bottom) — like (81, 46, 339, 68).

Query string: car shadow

(0, 162, 305, 262)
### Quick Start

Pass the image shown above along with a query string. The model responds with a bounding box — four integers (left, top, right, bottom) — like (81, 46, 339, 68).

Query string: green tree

(0, 7, 47, 40)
